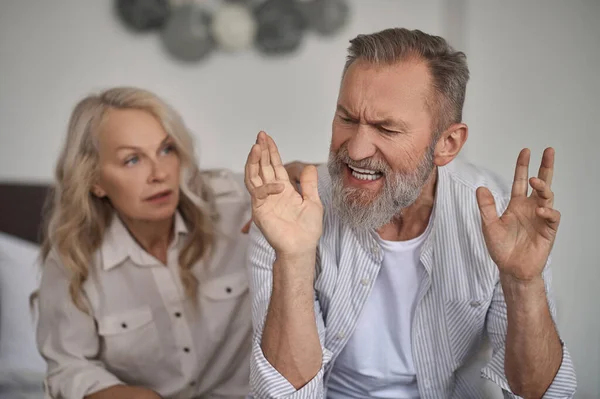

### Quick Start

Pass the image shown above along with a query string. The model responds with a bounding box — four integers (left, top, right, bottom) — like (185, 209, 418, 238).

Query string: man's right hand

(244, 131, 323, 257)
(246, 131, 325, 390)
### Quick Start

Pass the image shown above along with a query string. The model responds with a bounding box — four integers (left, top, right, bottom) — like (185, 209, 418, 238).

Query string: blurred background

(0, 0, 598, 398)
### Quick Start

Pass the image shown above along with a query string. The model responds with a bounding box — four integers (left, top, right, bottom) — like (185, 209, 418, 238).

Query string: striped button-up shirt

(248, 159, 577, 399)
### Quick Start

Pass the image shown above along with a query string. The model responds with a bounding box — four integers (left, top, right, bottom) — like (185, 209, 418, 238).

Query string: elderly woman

(35, 87, 303, 399)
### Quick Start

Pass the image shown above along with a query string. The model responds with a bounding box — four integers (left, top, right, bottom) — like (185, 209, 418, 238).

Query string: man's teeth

(349, 165, 376, 174)
(348, 165, 382, 181)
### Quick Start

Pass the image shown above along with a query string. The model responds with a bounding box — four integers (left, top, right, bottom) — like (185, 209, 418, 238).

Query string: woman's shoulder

(202, 168, 250, 221)
(43, 243, 104, 284)
(43, 246, 68, 274)
(201, 168, 249, 204)
(198, 169, 251, 271)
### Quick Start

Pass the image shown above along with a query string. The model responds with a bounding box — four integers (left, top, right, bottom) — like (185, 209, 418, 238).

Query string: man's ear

(433, 123, 468, 167)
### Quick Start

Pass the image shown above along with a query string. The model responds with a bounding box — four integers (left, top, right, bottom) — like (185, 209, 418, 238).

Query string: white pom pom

(211, 4, 257, 51)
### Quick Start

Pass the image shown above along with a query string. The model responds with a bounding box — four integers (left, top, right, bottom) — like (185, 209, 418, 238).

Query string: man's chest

(315, 236, 498, 374)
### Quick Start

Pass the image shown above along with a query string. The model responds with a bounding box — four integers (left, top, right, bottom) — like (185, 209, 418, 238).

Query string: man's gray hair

(344, 28, 470, 135)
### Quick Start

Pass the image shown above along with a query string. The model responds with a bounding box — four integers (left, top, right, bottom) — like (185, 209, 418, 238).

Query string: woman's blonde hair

(40, 87, 218, 312)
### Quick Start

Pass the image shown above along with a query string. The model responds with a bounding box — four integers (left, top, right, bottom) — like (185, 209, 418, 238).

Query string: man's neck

(376, 168, 437, 242)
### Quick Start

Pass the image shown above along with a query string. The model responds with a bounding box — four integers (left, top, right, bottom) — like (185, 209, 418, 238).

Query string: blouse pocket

(200, 271, 250, 340)
(97, 306, 163, 379)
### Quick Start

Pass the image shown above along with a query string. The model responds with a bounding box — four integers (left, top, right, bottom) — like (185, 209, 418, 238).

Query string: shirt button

(360, 278, 370, 286)
(174, 312, 182, 318)
(225, 287, 232, 294)
(470, 300, 481, 307)
(371, 246, 380, 255)
(121, 323, 127, 329)
(336, 331, 346, 340)
(183, 347, 190, 353)
(189, 381, 196, 387)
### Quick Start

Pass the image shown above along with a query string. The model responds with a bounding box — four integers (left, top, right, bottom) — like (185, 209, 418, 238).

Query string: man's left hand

(476, 148, 559, 281)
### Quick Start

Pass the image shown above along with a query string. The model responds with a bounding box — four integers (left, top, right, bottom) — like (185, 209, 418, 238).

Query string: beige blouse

(36, 171, 253, 399)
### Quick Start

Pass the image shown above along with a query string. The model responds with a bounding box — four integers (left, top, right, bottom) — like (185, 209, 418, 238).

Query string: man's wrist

(275, 249, 317, 264)
(500, 272, 547, 305)
(273, 250, 317, 290)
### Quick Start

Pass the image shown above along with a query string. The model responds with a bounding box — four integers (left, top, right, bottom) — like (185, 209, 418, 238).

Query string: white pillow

(0, 232, 45, 374)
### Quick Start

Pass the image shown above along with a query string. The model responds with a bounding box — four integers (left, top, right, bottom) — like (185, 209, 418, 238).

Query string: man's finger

(267, 135, 290, 182)
(476, 187, 499, 225)
(245, 143, 263, 189)
(257, 132, 275, 183)
(511, 148, 530, 198)
(300, 165, 321, 204)
(254, 182, 285, 200)
(258, 132, 276, 183)
(537, 147, 555, 188)
(529, 177, 554, 207)
(536, 207, 561, 231)
(284, 162, 300, 182)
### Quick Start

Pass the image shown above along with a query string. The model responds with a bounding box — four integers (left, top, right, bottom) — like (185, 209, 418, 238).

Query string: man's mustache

(332, 146, 391, 175)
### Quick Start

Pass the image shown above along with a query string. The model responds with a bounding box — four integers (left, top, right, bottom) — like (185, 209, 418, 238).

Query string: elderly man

(244, 28, 577, 399)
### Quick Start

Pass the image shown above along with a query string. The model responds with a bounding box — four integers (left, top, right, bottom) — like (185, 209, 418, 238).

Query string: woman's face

(93, 108, 181, 223)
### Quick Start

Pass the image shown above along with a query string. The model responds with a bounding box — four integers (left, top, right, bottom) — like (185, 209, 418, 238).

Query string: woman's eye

(161, 144, 175, 155)
(124, 156, 139, 166)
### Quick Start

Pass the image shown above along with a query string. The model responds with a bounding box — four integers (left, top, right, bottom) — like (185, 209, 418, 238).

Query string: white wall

(462, 1, 600, 397)
(0, 0, 598, 397)
(0, 0, 446, 181)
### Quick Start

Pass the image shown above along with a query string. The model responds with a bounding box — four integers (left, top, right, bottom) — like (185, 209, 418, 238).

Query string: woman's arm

(85, 385, 162, 399)
(36, 257, 132, 398)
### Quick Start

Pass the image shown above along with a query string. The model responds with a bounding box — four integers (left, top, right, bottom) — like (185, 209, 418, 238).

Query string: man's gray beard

(327, 143, 435, 231)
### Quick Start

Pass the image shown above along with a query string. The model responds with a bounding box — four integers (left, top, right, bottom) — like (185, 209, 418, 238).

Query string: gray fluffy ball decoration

(255, 0, 307, 55)
(115, 0, 170, 32)
(160, 4, 215, 63)
(297, 0, 349, 36)
(224, 0, 269, 6)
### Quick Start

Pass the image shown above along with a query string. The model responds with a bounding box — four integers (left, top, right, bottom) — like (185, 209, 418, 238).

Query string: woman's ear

(91, 184, 106, 198)
(433, 123, 468, 167)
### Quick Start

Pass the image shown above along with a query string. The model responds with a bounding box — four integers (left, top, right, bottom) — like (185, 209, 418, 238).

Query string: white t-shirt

(327, 222, 431, 399)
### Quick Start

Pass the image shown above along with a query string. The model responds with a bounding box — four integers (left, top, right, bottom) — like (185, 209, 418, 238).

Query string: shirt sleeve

(36, 256, 124, 399)
(247, 223, 333, 399)
(481, 260, 577, 398)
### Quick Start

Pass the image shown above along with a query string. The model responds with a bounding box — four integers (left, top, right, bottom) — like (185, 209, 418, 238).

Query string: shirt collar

(101, 211, 188, 271)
